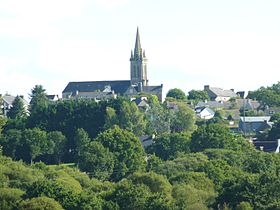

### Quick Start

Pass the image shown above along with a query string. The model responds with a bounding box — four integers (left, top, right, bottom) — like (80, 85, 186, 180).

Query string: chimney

(204, 85, 210, 91)
(138, 82, 143, 92)
(230, 89, 234, 92)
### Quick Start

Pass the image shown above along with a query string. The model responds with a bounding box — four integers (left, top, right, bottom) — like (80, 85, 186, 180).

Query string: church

(62, 28, 163, 101)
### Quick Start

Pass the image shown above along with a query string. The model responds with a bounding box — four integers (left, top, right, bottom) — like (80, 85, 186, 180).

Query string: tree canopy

(166, 88, 187, 101)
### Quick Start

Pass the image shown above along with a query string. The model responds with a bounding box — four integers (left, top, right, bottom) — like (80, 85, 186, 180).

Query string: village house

(195, 106, 215, 120)
(239, 116, 273, 135)
(204, 85, 237, 102)
(0, 94, 29, 116)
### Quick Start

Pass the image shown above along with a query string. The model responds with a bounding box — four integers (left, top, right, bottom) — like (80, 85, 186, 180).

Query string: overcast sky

(1, 0, 280, 99)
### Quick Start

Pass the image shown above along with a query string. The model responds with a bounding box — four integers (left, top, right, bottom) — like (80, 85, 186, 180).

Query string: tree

(190, 123, 243, 152)
(21, 128, 48, 164)
(106, 180, 151, 210)
(0, 116, 7, 135)
(145, 103, 172, 135)
(104, 100, 147, 136)
(128, 172, 172, 197)
(26, 179, 81, 210)
(147, 132, 191, 160)
(170, 172, 217, 208)
(0, 129, 22, 159)
(170, 102, 196, 133)
(153, 153, 209, 178)
(79, 141, 115, 180)
(0, 188, 24, 210)
(74, 128, 91, 164)
(28, 85, 49, 129)
(166, 88, 187, 101)
(267, 120, 280, 141)
(104, 107, 118, 129)
(19, 197, 64, 210)
(47, 131, 66, 164)
(172, 184, 211, 209)
(29, 85, 49, 111)
(270, 112, 280, 123)
(236, 202, 253, 210)
(7, 96, 27, 120)
(247, 82, 280, 108)
(188, 90, 210, 103)
(95, 126, 146, 181)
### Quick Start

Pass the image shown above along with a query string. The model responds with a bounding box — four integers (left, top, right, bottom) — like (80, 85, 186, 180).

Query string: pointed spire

(130, 50, 133, 59)
(134, 27, 142, 58)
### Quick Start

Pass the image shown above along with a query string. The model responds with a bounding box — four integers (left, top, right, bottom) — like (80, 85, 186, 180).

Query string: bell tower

(130, 27, 148, 86)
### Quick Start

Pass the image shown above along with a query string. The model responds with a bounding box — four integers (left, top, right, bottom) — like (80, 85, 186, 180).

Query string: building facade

(62, 28, 163, 101)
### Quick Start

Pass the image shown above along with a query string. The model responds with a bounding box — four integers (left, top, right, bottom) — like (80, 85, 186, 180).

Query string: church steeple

(130, 27, 148, 87)
(134, 27, 142, 59)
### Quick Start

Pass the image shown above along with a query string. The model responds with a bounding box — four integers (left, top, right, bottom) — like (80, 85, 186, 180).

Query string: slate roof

(240, 116, 271, 122)
(63, 80, 131, 95)
(139, 135, 153, 148)
(253, 140, 278, 152)
(2, 95, 29, 106)
(209, 87, 237, 97)
(205, 86, 237, 99)
(133, 97, 149, 107)
(196, 101, 226, 109)
(196, 99, 260, 110)
(63, 80, 163, 99)
(46, 95, 59, 100)
(142, 85, 163, 96)
(235, 99, 260, 110)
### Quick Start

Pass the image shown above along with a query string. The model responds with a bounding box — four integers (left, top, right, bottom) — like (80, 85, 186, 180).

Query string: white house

(204, 85, 237, 102)
(195, 107, 215, 120)
(1, 94, 29, 116)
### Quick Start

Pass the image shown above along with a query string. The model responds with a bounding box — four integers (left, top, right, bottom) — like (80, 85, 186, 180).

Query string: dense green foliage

(188, 89, 210, 103)
(247, 81, 280, 108)
(166, 88, 187, 101)
(1, 84, 280, 209)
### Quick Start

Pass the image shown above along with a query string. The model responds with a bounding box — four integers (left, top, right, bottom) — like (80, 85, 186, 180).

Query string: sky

(1, 0, 280, 100)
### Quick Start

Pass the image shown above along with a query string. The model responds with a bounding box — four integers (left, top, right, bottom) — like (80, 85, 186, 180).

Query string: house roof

(201, 107, 215, 115)
(253, 140, 278, 152)
(2, 95, 29, 106)
(196, 99, 260, 110)
(235, 99, 260, 110)
(208, 87, 237, 98)
(46, 95, 59, 100)
(142, 85, 163, 96)
(196, 101, 225, 109)
(240, 116, 271, 122)
(63, 80, 131, 95)
(133, 97, 149, 107)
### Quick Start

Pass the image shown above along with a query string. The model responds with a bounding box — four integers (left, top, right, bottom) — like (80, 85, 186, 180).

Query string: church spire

(130, 27, 148, 86)
(134, 27, 142, 59)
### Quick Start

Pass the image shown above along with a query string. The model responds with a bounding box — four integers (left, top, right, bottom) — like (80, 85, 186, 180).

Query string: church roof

(142, 85, 163, 95)
(63, 80, 131, 95)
